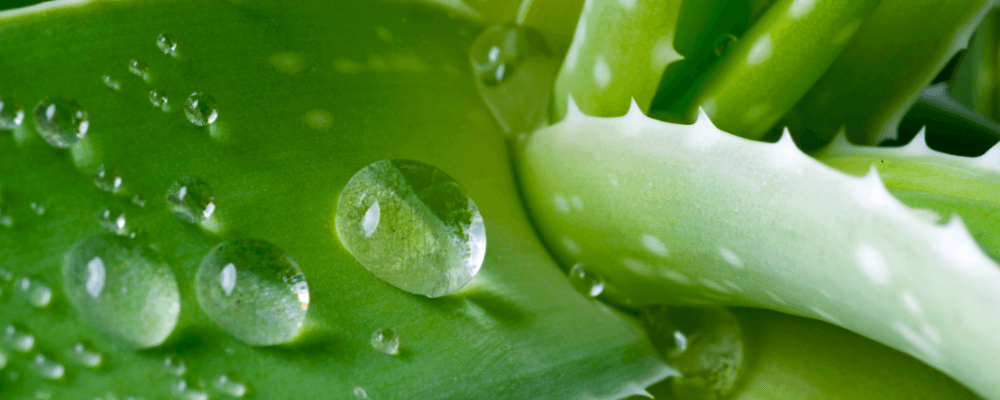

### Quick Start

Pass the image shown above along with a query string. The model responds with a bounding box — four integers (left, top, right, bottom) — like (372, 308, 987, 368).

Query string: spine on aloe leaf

(517, 98, 1000, 400)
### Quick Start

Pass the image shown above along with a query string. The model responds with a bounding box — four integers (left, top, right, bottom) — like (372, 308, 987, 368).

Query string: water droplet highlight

(63, 234, 181, 348)
(166, 177, 216, 224)
(33, 96, 89, 148)
(30, 353, 64, 380)
(102, 75, 120, 90)
(15, 277, 53, 308)
(196, 239, 309, 346)
(353, 387, 370, 399)
(568, 263, 604, 298)
(156, 33, 178, 56)
(129, 59, 150, 81)
(212, 372, 248, 397)
(641, 306, 744, 399)
(98, 206, 130, 236)
(149, 90, 169, 111)
(370, 328, 400, 355)
(0, 96, 25, 130)
(184, 93, 218, 126)
(336, 159, 487, 298)
(94, 165, 123, 193)
(68, 341, 103, 368)
(3, 324, 35, 353)
(713, 34, 738, 57)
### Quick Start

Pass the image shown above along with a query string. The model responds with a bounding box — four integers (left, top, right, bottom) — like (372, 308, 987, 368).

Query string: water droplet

(641, 306, 744, 399)
(2, 324, 33, 353)
(129, 59, 150, 81)
(156, 33, 177, 56)
(370, 328, 400, 355)
(149, 90, 169, 111)
(30, 353, 64, 380)
(63, 234, 181, 348)
(15, 277, 53, 308)
(353, 387, 370, 399)
(213, 372, 248, 397)
(29, 202, 45, 216)
(0, 96, 25, 130)
(94, 165, 123, 193)
(102, 75, 120, 90)
(0, 349, 6, 369)
(132, 194, 146, 207)
(163, 354, 186, 376)
(68, 341, 103, 368)
(470, 24, 534, 86)
(336, 159, 487, 298)
(98, 206, 130, 236)
(165, 177, 216, 224)
(33, 96, 89, 148)
(184, 93, 218, 126)
(196, 239, 309, 346)
(713, 34, 738, 57)
(0, 268, 12, 281)
(568, 263, 604, 298)
(171, 378, 208, 400)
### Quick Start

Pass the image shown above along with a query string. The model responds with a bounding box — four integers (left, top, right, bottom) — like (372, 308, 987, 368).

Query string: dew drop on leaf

(30, 353, 64, 380)
(568, 263, 604, 298)
(353, 387, 370, 399)
(641, 306, 744, 400)
(102, 74, 120, 90)
(713, 34, 738, 57)
(470, 24, 531, 86)
(149, 90, 169, 111)
(14, 277, 53, 308)
(165, 177, 216, 224)
(129, 58, 150, 81)
(156, 33, 178, 56)
(62, 234, 181, 348)
(98, 206, 130, 236)
(68, 341, 103, 368)
(0, 96, 25, 130)
(195, 239, 310, 346)
(163, 354, 186, 376)
(184, 93, 218, 126)
(3, 324, 35, 353)
(370, 328, 400, 355)
(33, 96, 89, 148)
(212, 372, 248, 397)
(94, 164, 123, 193)
(336, 159, 487, 298)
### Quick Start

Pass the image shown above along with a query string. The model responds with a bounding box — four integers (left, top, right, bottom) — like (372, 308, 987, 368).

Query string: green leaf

(0, 0, 670, 398)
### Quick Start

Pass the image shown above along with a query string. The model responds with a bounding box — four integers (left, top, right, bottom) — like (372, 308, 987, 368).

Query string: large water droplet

(184, 93, 218, 126)
(68, 341, 103, 368)
(30, 353, 64, 380)
(98, 206, 130, 236)
(212, 372, 248, 397)
(370, 328, 400, 355)
(157, 33, 178, 56)
(641, 306, 744, 399)
(165, 177, 216, 224)
(0, 96, 25, 130)
(2, 324, 35, 353)
(63, 234, 181, 348)
(94, 165, 123, 193)
(196, 239, 310, 346)
(33, 96, 89, 148)
(14, 277, 53, 308)
(129, 59, 150, 81)
(568, 263, 604, 298)
(336, 159, 487, 298)
(713, 34, 738, 57)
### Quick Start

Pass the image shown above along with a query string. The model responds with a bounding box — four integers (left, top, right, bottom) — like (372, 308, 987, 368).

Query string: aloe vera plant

(0, 0, 998, 399)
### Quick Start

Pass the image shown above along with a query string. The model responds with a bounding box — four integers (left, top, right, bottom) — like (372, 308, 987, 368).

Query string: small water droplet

(98, 206, 130, 236)
(0, 268, 12, 281)
(132, 194, 146, 207)
(163, 354, 186, 376)
(94, 165, 123, 193)
(149, 90, 169, 111)
(196, 239, 309, 346)
(213, 372, 248, 397)
(129, 59, 150, 81)
(0, 349, 7, 369)
(33, 96, 89, 148)
(3, 324, 34, 353)
(353, 387, 370, 399)
(30, 353, 64, 380)
(470, 24, 534, 86)
(184, 93, 218, 126)
(63, 234, 181, 348)
(713, 34, 738, 57)
(0, 96, 25, 130)
(641, 306, 744, 399)
(171, 378, 208, 400)
(336, 159, 486, 298)
(15, 277, 53, 308)
(166, 177, 215, 224)
(156, 33, 178, 56)
(568, 264, 604, 298)
(68, 341, 103, 368)
(102, 75, 120, 90)
(370, 328, 400, 355)
(29, 202, 45, 216)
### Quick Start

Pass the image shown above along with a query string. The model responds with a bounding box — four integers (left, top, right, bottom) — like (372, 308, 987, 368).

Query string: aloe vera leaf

(787, 0, 993, 146)
(516, 100, 1000, 400)
(902, 84, 1000, 156)
(551, 0, 685, 119)
(0, 0, 673, 398)
(948, 9, 1000, 120)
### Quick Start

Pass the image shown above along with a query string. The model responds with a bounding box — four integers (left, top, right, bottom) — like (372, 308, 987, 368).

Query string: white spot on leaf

(900, 291, 922, 316)
(746, 34, 772, 66)
(641, 234, 668, 257)
(718, 247, 743, 268)
(553, 195, 570, 213)
(562, 236, 581, 255)
(593, 57, 611, 89)
(856, 244, 889, 284)
(622, 257, 655, 276)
